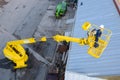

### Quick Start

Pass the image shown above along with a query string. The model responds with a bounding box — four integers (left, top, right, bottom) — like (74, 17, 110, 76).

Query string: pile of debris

(0, 0, 8, 7)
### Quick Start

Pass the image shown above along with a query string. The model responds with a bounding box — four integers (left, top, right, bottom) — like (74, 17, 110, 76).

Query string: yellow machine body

(3, 37, 47, 69)
(4, 44, 28, 69)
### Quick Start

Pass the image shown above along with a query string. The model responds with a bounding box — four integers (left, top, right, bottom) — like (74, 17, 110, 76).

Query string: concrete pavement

(0, 0, 75, 79)
(0, 0, 49, 80)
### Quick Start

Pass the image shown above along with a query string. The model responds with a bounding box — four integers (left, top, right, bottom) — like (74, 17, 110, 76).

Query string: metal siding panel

(66, 0, 120, 76)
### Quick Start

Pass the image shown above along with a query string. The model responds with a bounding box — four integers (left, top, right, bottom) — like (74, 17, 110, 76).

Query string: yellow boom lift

(3, 22, 112, 69)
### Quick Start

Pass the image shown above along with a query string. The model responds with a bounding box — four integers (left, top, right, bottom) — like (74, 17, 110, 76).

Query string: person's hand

(94, 42, 99, 48)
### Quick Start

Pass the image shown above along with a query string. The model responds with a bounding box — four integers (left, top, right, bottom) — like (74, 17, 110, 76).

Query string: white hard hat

(99, 25, 104, 29)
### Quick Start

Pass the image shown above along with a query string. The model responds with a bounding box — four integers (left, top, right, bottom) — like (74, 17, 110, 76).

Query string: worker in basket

(93, 25, 104, 48)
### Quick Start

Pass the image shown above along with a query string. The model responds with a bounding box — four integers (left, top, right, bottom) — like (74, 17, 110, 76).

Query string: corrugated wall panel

(65, 0, 120, 77)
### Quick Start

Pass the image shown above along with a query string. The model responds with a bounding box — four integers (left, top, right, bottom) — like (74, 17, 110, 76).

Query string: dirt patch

(0, 0, 8, 8)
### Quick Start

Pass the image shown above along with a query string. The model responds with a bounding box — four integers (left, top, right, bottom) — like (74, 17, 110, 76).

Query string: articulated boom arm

(2, 22, 111, 69)
(7, 37, 47, 45)
(52, 35, 88, 46)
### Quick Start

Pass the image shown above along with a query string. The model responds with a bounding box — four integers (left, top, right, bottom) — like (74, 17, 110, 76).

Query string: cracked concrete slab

(14, 0, 49, 38)
(0, 0, 49, 34)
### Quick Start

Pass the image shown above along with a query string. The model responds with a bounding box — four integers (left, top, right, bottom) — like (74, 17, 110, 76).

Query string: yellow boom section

(53, 35, 88, 46)
(7, 37, 47, 44)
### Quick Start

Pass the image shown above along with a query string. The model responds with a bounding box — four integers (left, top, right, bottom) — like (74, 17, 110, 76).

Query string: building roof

(65, 0, 120, 77)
